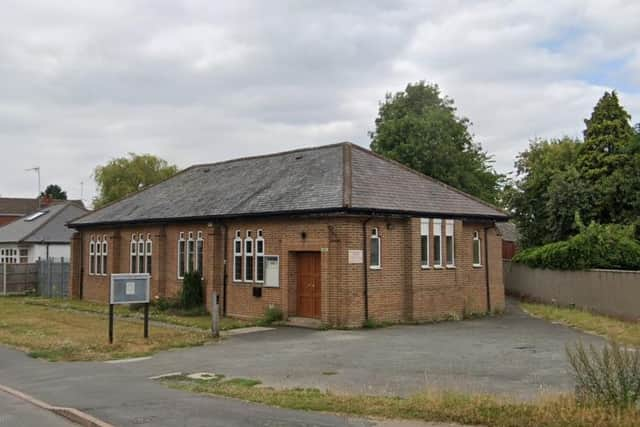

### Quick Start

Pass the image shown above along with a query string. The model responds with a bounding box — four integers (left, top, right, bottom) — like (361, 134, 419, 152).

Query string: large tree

(505, 137, 584, 247)
(40, 184, 67, 200)
(578, 91, 639, 225)
(369, 81, 503, 205)
(93, 153, 179, 208)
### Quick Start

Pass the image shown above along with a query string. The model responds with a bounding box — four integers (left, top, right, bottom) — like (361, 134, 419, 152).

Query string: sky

(1, 0, 639, 206)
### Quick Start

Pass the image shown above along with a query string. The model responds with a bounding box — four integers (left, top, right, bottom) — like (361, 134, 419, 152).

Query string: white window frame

(130, 234, 137, 273)
(177, 232, 186, 279)
(445, 219, 455, 268)
(138, 234, 145, 273)
(196, 231, 204, 274)
(101, 235, 108, 275)
(145, 234, 153, 276)
(96, 236, 102, 275)
(89, 236, 96, 275)
(473, 231, 482, 267)
(244, 231, 254, 282)
(370, 227, 381, 270)
(186, 232, 195, 274)
(433, 219, 443, 268)
(420, 218, 430, 269)
(255, 229, 265, 283)
(233, 230, 242, 283)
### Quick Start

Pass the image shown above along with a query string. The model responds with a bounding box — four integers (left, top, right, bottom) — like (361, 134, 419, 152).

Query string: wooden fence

(0, 263, 38, 295)
(1, 258, 70, 297)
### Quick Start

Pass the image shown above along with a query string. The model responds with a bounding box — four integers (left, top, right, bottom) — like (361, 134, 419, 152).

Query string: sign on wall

(264, 256, 279, 288)
(110, 273, 150, 304)
(348, 250, 363, 264)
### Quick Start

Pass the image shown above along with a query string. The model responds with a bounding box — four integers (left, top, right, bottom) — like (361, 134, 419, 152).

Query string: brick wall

(73, 214, 504, 327)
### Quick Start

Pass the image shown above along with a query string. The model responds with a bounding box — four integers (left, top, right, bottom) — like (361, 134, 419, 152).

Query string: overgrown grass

(0, 297, 211, 361)
(522, 302, 640, 346)
(22, 297, 255, 331)
(162, 375, 640, 427)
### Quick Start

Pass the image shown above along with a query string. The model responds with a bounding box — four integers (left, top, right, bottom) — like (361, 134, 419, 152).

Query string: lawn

(521, 302, 640, 347)
(22, 297, 255, 331)
(162, 375, 640, 427)
(0, 297, 212, 361)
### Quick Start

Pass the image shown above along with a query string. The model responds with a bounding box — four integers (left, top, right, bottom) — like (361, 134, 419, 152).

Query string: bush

(513, 222, 640, 270)
(259, 306, 283, 325)
(567, 340, 640, 408)
(180, 271, 204, 309)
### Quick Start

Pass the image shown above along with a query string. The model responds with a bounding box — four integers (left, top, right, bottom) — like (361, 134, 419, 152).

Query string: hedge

(512, 223, 640, 271)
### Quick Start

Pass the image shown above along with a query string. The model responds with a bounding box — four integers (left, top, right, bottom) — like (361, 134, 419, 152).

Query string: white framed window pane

(370, 237, 380, 267)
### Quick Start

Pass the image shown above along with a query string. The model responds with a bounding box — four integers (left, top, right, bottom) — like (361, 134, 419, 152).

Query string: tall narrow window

(255, 229, 265, 283)
(102, 236, 108, 275)
(187, 232, 195, 274)
(445, 220, 455, 267)
(244, 231, 254, 282)
(196, 231, 204, 274)
(146, 234, 153, 275)
(233, 230, 242, 282)
(138, 235, 145, 273)
(130, 234, 137, 273)
(96, 236, 102, 275)
(178, 232, 186, 279)
(420, 218, 430, 268)
(370, 227, 381, 269)
(473, 231, 482, 266)
(89, 237, 95, 275)
(433, 219, 442, 267)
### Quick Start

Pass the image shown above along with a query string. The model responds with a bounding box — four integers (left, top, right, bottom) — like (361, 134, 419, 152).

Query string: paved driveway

(130, 299, 603, 400)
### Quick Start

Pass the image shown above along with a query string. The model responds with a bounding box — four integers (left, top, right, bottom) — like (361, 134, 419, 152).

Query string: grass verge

(22, 297, 255, 331)
(0, 297, 211, 361)
(161, 375, 640, 427)
(521, 302, 640, 346)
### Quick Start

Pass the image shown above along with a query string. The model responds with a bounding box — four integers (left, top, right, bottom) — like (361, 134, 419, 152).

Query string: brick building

(68, 143, 508, 327)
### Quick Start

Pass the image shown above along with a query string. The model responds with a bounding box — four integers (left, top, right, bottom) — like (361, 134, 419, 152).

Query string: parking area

(131, 299, 603, 400)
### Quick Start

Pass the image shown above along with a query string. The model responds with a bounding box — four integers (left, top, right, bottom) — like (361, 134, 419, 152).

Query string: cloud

(0, 0, 638, 205)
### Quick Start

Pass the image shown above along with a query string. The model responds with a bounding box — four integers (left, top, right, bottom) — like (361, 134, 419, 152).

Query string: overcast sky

(1, 1, 639, 205)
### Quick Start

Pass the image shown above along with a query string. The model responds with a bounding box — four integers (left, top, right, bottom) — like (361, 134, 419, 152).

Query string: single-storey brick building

(68, 143, 508, 327)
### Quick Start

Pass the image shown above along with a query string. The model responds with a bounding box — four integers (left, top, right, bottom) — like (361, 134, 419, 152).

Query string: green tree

(40, 184, 67, 200)
(578, 91, 637, 224)
(505, 137, 583, 247)
(369, 81, 503, 205)
(93, 153, 179, 208)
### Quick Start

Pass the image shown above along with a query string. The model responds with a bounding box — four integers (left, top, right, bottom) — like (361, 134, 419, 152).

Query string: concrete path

(0, 388, 76, 427)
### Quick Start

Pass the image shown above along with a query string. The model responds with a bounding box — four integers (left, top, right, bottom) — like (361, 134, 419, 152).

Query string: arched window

(178, 232, 186, 279)
(255, 229, 265, 283)
(138, 234, 145, 273)
(146, 234, 153, 275)
(96, 236, 102, 275)
(473, 231, 482, 267)
(233, 230, 242, 282)
(102, 235, 108, 275)
(196, 231, 204, 274)
(187, 232, 195, 274)
(130, 234, 137, 273)
(244, 230, 254, 282)
(89, 236, 96, 275)
(370, 227, 381, 269)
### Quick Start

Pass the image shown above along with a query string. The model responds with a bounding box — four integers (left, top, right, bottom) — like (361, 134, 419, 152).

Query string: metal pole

(211, 292, 219, 338)
(109, 304, 114, 344)
(144, 303, 149, 339)
(2, 263, 6, 296)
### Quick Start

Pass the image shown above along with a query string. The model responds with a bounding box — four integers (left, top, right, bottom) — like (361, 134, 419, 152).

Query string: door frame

(295, 251, 322, 319)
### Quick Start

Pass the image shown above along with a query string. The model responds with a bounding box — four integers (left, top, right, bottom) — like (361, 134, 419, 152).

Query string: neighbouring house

(496, 222, 519, 260)
(0, 198, 39, 227)
(68, 143, 508, 327)
(0, 201, 88, 264)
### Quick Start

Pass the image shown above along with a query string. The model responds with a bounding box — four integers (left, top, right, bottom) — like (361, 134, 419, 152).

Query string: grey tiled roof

(70, 143, 507, 227)
(0, 202, 88, 244)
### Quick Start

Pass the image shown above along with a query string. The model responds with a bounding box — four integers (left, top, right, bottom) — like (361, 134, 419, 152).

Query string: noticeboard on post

(110, 273, 150, 305)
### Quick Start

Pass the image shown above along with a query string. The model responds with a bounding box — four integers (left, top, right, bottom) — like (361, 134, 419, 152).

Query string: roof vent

(294, 154, 303, 160)
(24, 210, 48, 221)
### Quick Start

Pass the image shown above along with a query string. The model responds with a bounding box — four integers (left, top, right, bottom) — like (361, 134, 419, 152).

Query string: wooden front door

(296, 252, 321, 318)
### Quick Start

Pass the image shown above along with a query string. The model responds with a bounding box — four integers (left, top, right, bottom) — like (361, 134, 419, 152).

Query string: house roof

(0, 202, 89, 244)
(0, 198, 39, 216)
(69, 143, 508, 227)
(496, 222, 519, 242)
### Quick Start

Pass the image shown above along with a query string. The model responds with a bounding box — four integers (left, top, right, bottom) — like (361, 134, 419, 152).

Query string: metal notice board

(264, 256, 279, 288)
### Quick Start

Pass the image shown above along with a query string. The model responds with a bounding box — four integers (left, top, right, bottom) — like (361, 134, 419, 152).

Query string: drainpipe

(484, 225, 492, 314)
(362, 217, 372, 321)
(221, 223, 228, 316)
(79, 232, 84, 299)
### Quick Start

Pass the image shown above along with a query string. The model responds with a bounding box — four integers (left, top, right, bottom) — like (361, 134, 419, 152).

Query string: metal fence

(1, 258, 70, 297)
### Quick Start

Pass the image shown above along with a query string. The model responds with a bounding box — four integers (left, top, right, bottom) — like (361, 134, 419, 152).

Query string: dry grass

(0, 297, 211, 361)
(163, 375, 640, 427)
(22, 297, 254, 331)
(521, 302, 640, 346)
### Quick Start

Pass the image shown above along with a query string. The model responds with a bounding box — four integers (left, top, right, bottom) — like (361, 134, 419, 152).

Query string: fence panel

(37, 258, 70, 298)
(0, 263, 38, 295)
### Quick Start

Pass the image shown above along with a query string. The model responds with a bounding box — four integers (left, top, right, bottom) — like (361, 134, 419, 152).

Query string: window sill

(433, 265, 444, 269)
(472, 264, 483, 268)
(369, 266, 381, 270)
(446, 265, 456, 269)
(421, 265, 431, 270)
